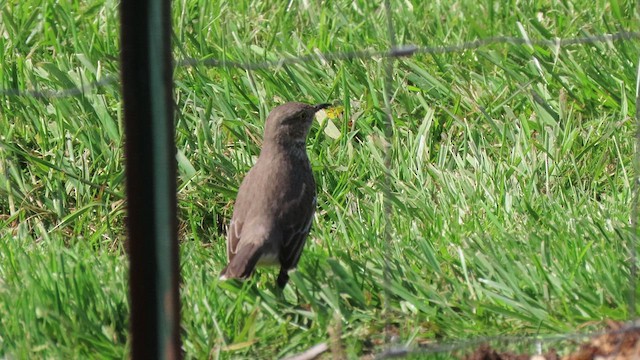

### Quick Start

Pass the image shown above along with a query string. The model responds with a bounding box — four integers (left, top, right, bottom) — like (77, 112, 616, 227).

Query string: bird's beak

(313, 103, 332, 112)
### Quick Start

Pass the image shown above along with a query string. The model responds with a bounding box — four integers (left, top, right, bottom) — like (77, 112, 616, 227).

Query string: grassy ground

(1, 0, 639, 358)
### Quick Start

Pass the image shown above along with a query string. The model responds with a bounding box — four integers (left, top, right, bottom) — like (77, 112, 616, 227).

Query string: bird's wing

(226, 217, 243, 261)
(279, 190, 316, 270)
(226, 168, 258, 261)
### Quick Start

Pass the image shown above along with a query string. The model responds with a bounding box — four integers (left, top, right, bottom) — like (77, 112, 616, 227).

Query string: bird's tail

(219, 243, 263, 281)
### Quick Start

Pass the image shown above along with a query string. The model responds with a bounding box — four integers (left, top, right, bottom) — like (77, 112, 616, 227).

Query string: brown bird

(220, 102, 330, 288)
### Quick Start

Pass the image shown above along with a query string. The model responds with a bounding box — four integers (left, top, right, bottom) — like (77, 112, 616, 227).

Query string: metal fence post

(120, 0, 181, 358)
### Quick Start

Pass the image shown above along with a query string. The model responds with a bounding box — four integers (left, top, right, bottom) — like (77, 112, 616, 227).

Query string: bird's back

(224, 147, 315, 274)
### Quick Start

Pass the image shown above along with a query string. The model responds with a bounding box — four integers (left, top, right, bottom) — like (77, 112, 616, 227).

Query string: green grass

(1, 0, 639, 358)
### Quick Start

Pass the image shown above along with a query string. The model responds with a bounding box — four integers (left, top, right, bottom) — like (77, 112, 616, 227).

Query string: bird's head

(263, 102, 331, 146)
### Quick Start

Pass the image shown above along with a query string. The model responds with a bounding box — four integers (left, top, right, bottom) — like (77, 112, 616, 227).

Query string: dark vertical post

(120, 0, 181, 358)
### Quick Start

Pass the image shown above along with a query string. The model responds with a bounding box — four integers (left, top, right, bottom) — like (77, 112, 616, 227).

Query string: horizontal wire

(374, 322, 640, 359)
(1, 31, 638, 99)
(179, 30, 640, 70)
(0, 75, 118, 98)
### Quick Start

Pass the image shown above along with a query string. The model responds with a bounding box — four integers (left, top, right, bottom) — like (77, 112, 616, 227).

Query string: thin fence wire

(0, 75, 118, 98)
(631, 0, 640, 332)
(2, 31, 640, 98)
(373, 322, 640, 359)
(632, 0, 640, 322)
(177, 30, 640, 69)
(381, 0, 397, 349)
(2, 20, 640, 359)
